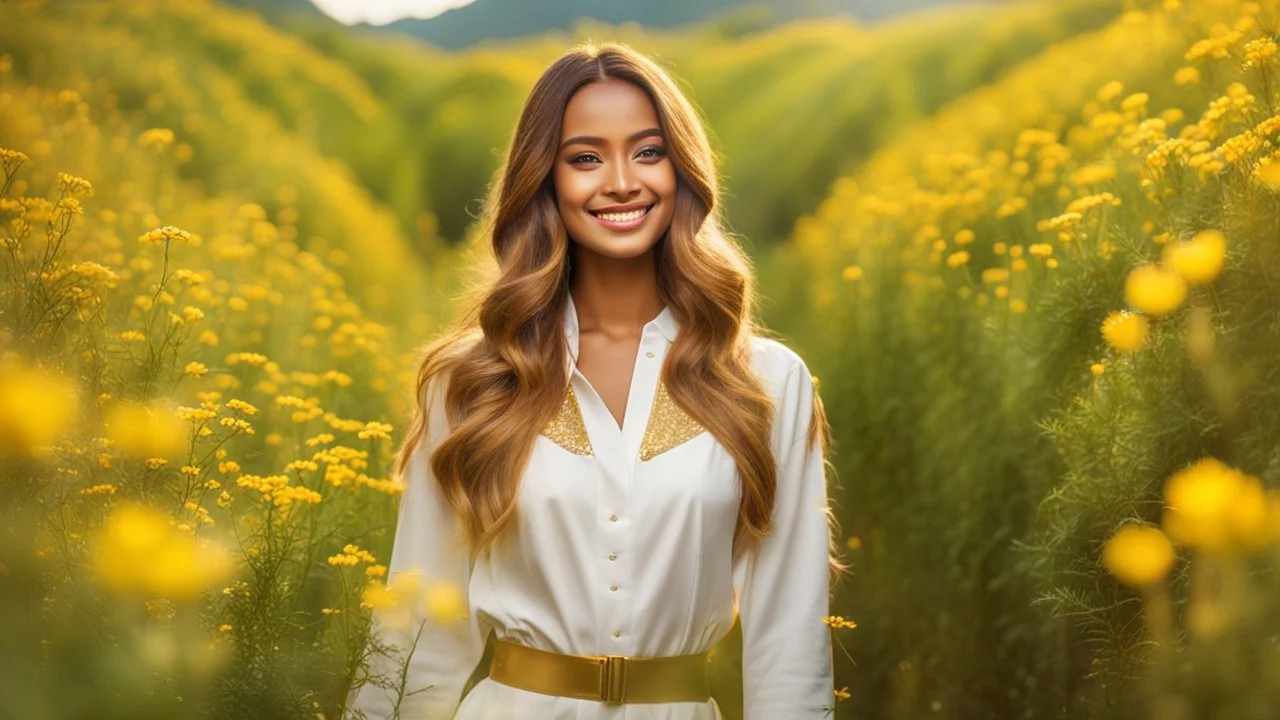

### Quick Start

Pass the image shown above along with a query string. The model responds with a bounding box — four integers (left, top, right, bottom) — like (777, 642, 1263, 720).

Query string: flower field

(4, 0, 1280, 718)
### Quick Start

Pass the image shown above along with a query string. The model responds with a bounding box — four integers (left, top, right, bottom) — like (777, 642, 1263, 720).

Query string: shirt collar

(562, 291, 679, 373)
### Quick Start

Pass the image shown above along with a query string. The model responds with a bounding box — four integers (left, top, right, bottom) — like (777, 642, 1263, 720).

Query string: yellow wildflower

(1102, 525, 1175, 588)
(1101, 310, 1149, 353)
(56, 172, 94, 197)
(424, 581, 467, 624)
(139, 128, 175, 151)
(0, 356, 78, 458)
(104, 400, 186, 459)
(1124, 264, 1187, 316)
(1163, 457, 1272, 552)
(139, 226, 195, 246)
(89, 501, 232, 599)
(1162, 230, 1226, 285)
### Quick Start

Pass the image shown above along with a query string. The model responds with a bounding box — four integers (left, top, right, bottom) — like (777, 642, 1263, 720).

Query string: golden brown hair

(395, 42, 840, 573)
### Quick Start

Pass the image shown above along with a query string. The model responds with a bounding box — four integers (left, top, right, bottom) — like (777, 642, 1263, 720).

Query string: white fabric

(347, 293, 833, 720)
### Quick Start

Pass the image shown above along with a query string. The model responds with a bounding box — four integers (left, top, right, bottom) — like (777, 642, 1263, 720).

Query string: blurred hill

(233, 0, 1014, 49)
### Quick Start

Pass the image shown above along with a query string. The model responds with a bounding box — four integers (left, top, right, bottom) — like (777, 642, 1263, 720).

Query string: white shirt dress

(347, 294, 834, 719)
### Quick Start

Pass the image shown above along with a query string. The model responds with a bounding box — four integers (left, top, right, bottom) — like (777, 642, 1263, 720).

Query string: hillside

(374, 0, 973, 50)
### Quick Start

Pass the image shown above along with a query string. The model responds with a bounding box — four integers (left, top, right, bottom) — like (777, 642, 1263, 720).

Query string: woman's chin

(574, 234, 660, 261)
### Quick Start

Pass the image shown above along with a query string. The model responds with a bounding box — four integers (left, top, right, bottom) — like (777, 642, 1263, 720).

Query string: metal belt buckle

(599, 655, 628, 704)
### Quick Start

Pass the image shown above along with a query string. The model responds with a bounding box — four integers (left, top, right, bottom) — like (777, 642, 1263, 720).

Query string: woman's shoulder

(747, 334, 812, 397)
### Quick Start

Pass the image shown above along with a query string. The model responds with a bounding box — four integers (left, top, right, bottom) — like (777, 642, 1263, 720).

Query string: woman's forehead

(561, 79, 660, 140)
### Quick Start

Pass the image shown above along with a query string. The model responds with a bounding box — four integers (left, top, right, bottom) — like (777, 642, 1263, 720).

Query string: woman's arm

(346, 377, 486, 720)
(735, 356, 835, 718)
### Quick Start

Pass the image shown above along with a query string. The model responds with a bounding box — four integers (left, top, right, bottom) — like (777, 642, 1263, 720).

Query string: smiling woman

(345, 42, 842, 720)
(555, 85, 676, 255)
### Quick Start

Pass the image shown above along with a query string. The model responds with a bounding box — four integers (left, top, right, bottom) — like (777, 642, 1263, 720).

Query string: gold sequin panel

(639, 378, 707, 461)
(542, 384, 594, 457)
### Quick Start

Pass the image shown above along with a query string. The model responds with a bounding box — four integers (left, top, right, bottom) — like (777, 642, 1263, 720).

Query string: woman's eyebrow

(559, 127, 664, 151)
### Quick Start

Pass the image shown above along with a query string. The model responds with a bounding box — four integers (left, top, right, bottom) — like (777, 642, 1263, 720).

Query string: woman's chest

(517, 406, 741, 533)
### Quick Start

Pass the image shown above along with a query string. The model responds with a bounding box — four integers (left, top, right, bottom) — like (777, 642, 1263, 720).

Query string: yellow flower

(424, 581, 466, 624)
(1162, 230, 1226, 285)
(139, 128, 175, 151)
(0, 356, 78, 458)
(139, 226, 195, 246)
(981, 268, 1010, 284)
(946, 251, 970, 268)
(841, 265, 863, 282)
(56, 172, 94, 197)
(1100, 310, 1149, 353)
(1124, 264, 1187, 316)
(1102, 525, 1175, 588)
(104, 400, 186, 459)
(1163, 457, 1271, 552)
(1090, 362, 1106, 376)
(89, 501, 232, 599)
(360, 581, 397, 611)
(185, 362, 208, 378)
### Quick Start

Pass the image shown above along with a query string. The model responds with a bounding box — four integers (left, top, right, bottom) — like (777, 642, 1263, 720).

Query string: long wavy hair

(395, 42, 842, 574)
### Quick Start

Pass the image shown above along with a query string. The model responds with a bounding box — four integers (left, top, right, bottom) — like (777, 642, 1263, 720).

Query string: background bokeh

(3, 0, 1280, 718)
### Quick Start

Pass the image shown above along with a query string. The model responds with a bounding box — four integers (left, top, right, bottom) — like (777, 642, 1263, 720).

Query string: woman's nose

(604, 160, 640, 197)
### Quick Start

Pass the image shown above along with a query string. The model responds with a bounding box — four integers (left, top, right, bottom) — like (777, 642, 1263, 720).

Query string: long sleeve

(346, 377, 487, 720)
(734, 357, 834, 719)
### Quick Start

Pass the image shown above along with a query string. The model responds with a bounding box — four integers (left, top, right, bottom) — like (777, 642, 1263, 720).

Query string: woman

(347, 42, 840, 720)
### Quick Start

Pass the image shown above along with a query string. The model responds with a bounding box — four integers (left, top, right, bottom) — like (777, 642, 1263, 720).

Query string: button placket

(597, 325, 667, 652)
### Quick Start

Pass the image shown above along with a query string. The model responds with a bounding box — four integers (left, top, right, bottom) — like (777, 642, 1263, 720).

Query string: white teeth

(595, 207, 648, 222)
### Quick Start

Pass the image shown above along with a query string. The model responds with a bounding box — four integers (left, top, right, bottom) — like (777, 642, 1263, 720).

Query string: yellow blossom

(104, 400, 186, 459)
(1163, 457, 1272, 552)
(139, 225, 195, 246)
(89, 501, 232, 599)
(185, 362, 208, 378)
(1124, 264, 1187, 316)
(1102, 524, 1175, 588)
(424, 580, 466, 624)
(1101, 311, 1149, 354)
(0, 356, 79, 458)
(1162, 230, 1226, 285)
(56, 172, 94, 197)
(139, 128, 175, 151)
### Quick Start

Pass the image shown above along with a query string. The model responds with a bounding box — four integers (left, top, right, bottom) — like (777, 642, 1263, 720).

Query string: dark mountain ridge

(228, 0, 1002, 49)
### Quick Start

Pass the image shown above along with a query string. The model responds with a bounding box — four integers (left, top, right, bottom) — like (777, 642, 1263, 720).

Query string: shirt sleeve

(734, 356, 835, 719)
(346, 377, 487, 720)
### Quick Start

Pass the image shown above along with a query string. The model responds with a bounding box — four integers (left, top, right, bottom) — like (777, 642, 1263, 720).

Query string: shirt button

(645, 351, 655, 358)
(608, 552, 617, 562)
(608, 513, 618, 522)
(613, 630, 622, 638)
(610, 584, 618, 592)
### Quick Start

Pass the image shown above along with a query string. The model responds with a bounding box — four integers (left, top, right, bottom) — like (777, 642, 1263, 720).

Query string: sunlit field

(3, 0, 1280, 718)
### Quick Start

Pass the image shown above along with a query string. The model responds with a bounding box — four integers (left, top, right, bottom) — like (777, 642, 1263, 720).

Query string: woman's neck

(569, 244, 664, 340)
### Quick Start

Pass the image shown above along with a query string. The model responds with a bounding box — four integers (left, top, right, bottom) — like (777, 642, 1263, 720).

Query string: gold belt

(488, 639, 711, 704)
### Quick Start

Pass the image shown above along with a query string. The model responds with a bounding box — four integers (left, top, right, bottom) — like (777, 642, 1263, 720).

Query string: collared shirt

(347, 293, 833, 719)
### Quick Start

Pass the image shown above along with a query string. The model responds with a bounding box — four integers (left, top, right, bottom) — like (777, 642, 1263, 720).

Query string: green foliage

(773, 2, 1280, 717)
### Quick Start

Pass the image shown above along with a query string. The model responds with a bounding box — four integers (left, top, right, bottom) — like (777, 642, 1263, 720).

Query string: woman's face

(554, 78, 677, 260)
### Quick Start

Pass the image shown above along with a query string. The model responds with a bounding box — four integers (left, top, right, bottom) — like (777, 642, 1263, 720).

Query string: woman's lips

(589, 204, 653, 232)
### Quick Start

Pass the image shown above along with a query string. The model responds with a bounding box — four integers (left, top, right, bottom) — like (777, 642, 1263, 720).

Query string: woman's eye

(570, 154, 599, 164)
(639, 146, 667, 159)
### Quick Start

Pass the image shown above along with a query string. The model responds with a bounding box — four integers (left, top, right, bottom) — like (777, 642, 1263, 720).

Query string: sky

(309, 0, 479, 25)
